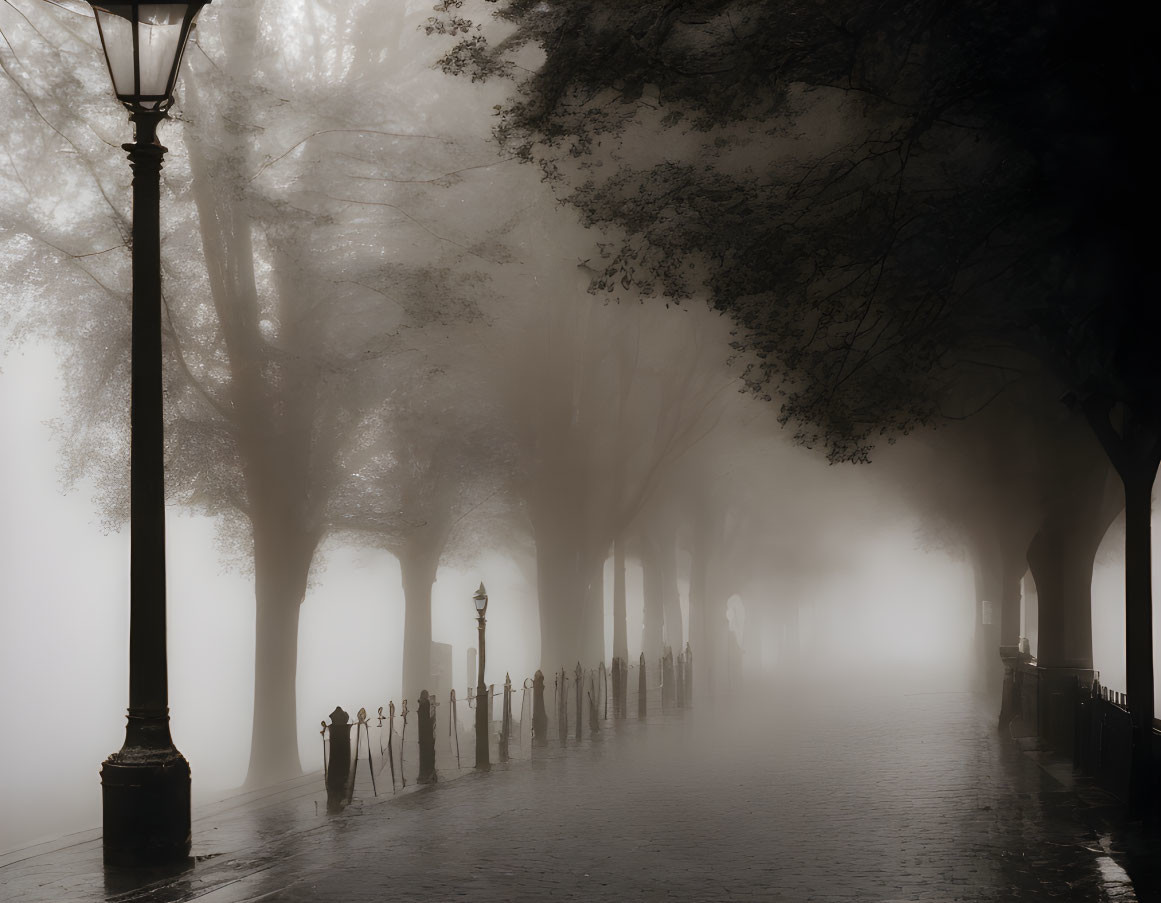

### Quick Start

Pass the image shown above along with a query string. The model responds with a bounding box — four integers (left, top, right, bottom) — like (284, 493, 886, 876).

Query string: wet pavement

(2, 677, 1158, 902)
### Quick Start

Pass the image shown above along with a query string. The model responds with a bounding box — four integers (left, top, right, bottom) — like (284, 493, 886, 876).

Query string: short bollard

(574, 662, 584, 741)
(684, 643, 693, 708)
(638, 652, 647, 719)
(500, 673, 513, 763)
(325, 706, 352, 814)
(532, 670, 548, 747)
(417, 690, 438, 784)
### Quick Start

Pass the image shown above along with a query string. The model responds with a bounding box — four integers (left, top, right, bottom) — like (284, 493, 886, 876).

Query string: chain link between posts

(318, 650, 690, 805)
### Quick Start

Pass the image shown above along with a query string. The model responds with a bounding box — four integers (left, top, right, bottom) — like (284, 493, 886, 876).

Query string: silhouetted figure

(326, 706, 352, 814)
(533, 670, 548, 747)
(417, 691, 438, 784)
(676, 652, 685, 709)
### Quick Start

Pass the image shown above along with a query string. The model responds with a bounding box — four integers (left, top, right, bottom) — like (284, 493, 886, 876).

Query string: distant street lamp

(84, 0, 210, 867)
(473, 582, 490, 768)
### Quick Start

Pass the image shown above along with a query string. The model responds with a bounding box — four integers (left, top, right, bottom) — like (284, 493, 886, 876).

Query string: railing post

(450, 690, 461, 770)
(325, 706, 352, 814)
(400, 699, 409, 787)
(533, 670, 548, 747)
(500, 673, 512, 763)
(418, 690, 438, 784)
(386, 701, 397, 792)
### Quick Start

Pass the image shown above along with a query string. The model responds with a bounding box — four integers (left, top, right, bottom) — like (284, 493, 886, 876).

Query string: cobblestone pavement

(2, 676, 1157, 902)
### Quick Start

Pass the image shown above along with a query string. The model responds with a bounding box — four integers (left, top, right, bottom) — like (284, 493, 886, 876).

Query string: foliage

(429, 0, 1159, 463)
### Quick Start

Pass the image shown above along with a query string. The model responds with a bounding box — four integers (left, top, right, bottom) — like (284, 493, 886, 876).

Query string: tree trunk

(245, 525, 317, 787)
(969, 536, 1004, 695)
(999, 551, 1024, 650)
(1081, 400, 1160, 817)
(612, 535, 628, 663)
(533, 518, 602, 670)
(1026, 431, 1117, 671)
(1123, 464, 1156, 815)
(400, 540, 441, 701)
(657, 523, 683, 653)
(996, 545, 1028, 728)
(1022, 571, 1039, 657)
(640, 534, 664, 666)
(1026, 524, 1099, 670)
(687, 519, 709, 686)
(580, 561, 606, 666)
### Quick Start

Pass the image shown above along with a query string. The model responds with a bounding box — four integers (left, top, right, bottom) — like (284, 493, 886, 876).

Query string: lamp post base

(101, 747, 191, 866)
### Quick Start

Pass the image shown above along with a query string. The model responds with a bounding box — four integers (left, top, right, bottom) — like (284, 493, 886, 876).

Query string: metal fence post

(500, 674, 513, 763)
(417, 690, 438, 784)
(533, 670, 548, 748)
(450, 689, 461, 770)
(325, 706, 351, 814)
(400, 699, 409, 788)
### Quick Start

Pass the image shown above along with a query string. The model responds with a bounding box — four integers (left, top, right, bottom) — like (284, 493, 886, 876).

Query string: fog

(5, 335, 1151, 853)
(0, 2, 1157, 892)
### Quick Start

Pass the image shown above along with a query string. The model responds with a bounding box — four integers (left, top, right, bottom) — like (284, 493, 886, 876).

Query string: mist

(1, 336, 987, 851)
(1, 1, 1157, 900)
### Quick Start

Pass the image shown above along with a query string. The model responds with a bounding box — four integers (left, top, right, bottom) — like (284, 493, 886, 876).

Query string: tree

(432, 0, 1161, 810)
(330, 325, 516, 701)
(887, 392, 1119, 711)
(486, 227, 737, 668)
(2, 0, 518, 785)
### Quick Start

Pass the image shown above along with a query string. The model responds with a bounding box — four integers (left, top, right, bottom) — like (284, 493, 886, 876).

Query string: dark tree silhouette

(431, 0, 1161, 810)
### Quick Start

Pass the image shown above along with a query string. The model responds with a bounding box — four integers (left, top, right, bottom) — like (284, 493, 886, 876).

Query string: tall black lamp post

(84, 0, 210, 867)
(473, 582, 490, 768)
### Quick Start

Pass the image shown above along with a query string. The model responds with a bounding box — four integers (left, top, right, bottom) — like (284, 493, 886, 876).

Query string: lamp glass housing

(90, 1, 208, 113)
(473, 585, 488, 615)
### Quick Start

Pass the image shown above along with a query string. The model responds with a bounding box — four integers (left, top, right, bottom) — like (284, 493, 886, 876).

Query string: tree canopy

(433, 0, 1160, 463)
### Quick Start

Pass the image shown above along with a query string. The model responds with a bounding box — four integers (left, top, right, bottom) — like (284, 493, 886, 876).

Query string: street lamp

(473, 582, 489, 768)
(85, 0, 210, 867)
